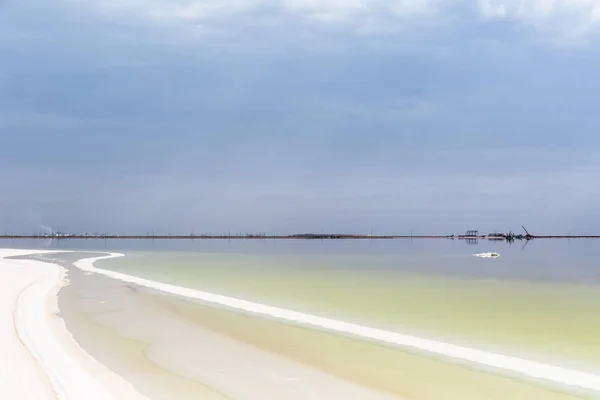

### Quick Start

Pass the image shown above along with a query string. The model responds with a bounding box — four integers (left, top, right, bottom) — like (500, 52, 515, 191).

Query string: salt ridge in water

(72, 252, 600, 394)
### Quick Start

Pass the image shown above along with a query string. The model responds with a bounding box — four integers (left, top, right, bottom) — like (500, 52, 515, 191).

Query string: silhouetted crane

(522, 226, 534, 240)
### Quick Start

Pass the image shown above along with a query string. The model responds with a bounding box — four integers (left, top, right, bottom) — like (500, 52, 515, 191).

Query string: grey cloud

(2, 0, 600, 235)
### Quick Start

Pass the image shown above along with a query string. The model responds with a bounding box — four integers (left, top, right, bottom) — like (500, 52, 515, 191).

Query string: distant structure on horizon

(0, 224, 594, 240)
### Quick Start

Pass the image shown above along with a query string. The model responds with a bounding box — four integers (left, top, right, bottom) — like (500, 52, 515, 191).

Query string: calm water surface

(4, 238, 600, 399)
(4, 237, 598, 282)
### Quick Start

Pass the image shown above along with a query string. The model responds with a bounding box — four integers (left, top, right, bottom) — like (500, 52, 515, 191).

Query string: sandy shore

(0, 248, 147, 400)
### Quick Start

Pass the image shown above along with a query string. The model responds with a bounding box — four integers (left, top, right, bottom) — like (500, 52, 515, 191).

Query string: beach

(1, 245, 598, 400)
(0, 248, 147, 400)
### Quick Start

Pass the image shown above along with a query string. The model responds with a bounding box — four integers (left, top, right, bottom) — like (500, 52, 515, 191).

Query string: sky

(1, 0, 600, 235)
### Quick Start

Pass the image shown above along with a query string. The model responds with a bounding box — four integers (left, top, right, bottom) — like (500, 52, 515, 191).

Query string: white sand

(0, 249, 147, 400)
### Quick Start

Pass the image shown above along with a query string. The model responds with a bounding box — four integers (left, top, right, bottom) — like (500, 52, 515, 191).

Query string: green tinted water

(96, 251, 600, 373)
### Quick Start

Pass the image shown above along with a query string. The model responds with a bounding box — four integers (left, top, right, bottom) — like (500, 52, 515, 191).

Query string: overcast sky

(1, 0, 600, 235)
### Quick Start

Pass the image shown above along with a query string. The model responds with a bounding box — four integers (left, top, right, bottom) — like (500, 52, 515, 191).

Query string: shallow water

(4, 239, 600, 399)
(3, 237, 599, 282)
(91, 241, 600, 372)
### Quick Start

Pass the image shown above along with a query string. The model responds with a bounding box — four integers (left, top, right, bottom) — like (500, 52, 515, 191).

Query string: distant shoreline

(2, 235, 600, 240)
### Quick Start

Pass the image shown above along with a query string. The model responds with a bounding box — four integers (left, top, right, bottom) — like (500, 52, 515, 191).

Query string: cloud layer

(1, 0, 600, 234)
(73, 0, 600, 44)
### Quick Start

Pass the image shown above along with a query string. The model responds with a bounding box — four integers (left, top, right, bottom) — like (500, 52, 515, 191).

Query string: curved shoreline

(1, 248, 147, 400)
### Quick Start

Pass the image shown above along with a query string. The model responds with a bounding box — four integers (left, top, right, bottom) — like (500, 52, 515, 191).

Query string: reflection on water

(2, 237, 599, 283)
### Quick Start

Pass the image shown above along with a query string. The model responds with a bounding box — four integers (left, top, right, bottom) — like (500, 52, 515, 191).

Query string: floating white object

(474, 252, 499, 258)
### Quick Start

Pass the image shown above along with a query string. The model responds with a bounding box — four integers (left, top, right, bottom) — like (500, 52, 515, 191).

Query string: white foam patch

(474, 252, 500, 258)
(76, 253, 600, 394)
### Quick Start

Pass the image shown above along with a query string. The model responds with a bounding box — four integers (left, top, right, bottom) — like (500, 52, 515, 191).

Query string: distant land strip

(1, 234, 600, 240)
